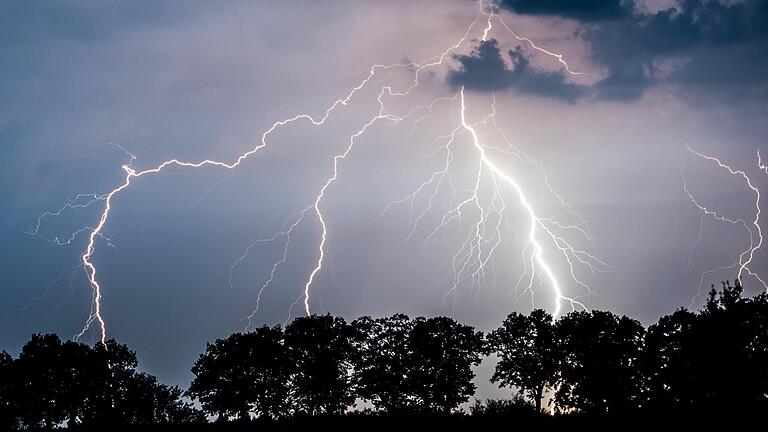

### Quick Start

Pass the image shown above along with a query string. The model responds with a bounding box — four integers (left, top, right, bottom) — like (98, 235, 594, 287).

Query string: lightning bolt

(457, 88, 590, 316)
(482, 7, 583, 75)
(682, 144, 767, 307)
(30, 0, 599, 342)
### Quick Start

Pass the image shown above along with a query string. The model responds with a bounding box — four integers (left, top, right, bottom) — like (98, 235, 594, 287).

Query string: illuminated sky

(1, 0, 767, 400)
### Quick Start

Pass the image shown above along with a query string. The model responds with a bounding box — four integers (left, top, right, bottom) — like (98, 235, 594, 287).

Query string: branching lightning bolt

(455, 88, 592, 316)
(29, 0, 601, 342)
(682, 144, 767, 307)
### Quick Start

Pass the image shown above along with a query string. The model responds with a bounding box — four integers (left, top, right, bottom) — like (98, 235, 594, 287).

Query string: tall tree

(487, 309, 560, 411)
(285, 314, 355, 416)
(643, 281, 768, 412)
(0, 351, 16, 430)
(698, 281, 768, 410)
(407, 316, 486, 413)
(13, 334, 68, 429)
(78, 339, 141, 425)
(58, 339, 93, 428)
(350, 314, 414, 412)
(642, 308, 697, 410)
(189, 326, 292, 421)
(555, 310, 645, 414)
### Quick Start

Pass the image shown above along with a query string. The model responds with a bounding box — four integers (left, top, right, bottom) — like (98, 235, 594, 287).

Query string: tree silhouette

(123, 372, 203, 425)
(189, 326, 292, 421)
(284, 314, 356, 416)
(0, 351, 16, 430)
(642, 308, 697, 411)
(1, 335, 201, 429)
(470, 396, 540, 417)
(351, 314, 414, 412)
(700, 280, 768, 410)
(407, 316, 485, 413)
(58, 339, 93, 427)
(77, 339, 142, 425)
(4, 283, 768, 427)
(14, 334, 69, 429)
(487, 309, 559, 412)
(555, 310, 644, 414)
(643, 280, 768, 412)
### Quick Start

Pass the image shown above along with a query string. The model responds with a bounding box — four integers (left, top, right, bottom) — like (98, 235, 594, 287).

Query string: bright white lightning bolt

(30, 0, 599, 342)
(458, 88, 589, 317)
(682, 144, 767, 307)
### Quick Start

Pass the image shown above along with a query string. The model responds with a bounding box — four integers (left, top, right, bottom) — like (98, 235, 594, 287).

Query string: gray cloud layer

(456, 0, 768, 102)
(496, 0, 630, 22)
(447, 39, 587, 101)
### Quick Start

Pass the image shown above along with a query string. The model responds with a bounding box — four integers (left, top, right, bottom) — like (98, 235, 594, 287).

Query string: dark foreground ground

(69, 412, 744, 431)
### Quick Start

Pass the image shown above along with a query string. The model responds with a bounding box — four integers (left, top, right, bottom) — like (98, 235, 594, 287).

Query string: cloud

(447, 39, 588, 101)
(495, 0, 632, 22)
(486, 0, 768, 102)
(587, 0, 768, 101)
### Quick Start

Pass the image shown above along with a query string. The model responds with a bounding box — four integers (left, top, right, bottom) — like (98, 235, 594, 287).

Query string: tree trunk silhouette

(535, 385, 543, 412)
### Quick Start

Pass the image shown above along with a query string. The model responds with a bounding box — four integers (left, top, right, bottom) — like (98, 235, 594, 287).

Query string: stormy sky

(1, 0, 767, 400)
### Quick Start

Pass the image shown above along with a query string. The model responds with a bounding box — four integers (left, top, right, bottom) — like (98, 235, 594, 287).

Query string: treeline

(1, 281, 767, 429)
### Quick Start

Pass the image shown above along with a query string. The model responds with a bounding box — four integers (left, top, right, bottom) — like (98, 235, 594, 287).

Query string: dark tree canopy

(0, 351, 13, 430)
(407, 316, 486, 413)
(0, 335, 201, 429)
(3, 280, 768, 428)
(487, 309, 559, 411)
(643, 280, 768, 412)
(555, 310, 645, 414)
(14, 334, 69, 429)
(284, 314, 356, 416)
(643, 308, 698, 410)
(351, 314, 415, 412)
(189, 326, 292, 421)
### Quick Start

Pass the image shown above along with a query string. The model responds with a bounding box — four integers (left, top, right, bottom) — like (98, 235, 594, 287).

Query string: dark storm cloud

(447, 39, 587, 101)
(495, 0, 631, 22)
(467, 1, 768, 102)
(587, 0, 768, 101)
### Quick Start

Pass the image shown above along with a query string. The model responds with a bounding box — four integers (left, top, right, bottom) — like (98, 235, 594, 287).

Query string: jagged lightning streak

(31, 0, 600, 340)
(459, 88, 587, 317)
(683, 144, 767, 306)
(482, 8, 583, 76)
(67, 69, 401, 343)
(301, 88, 402, 316)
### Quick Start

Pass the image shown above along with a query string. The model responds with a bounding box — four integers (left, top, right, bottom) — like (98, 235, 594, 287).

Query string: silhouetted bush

(470, 396, 541, 417)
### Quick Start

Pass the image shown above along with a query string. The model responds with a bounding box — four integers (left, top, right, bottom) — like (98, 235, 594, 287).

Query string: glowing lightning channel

(459, 88, 585, 317)
(483, 9, 584, 76)
(301, 88, 401, 316)
(69, 70, 401, 343)
(683, 144, 767, 306)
